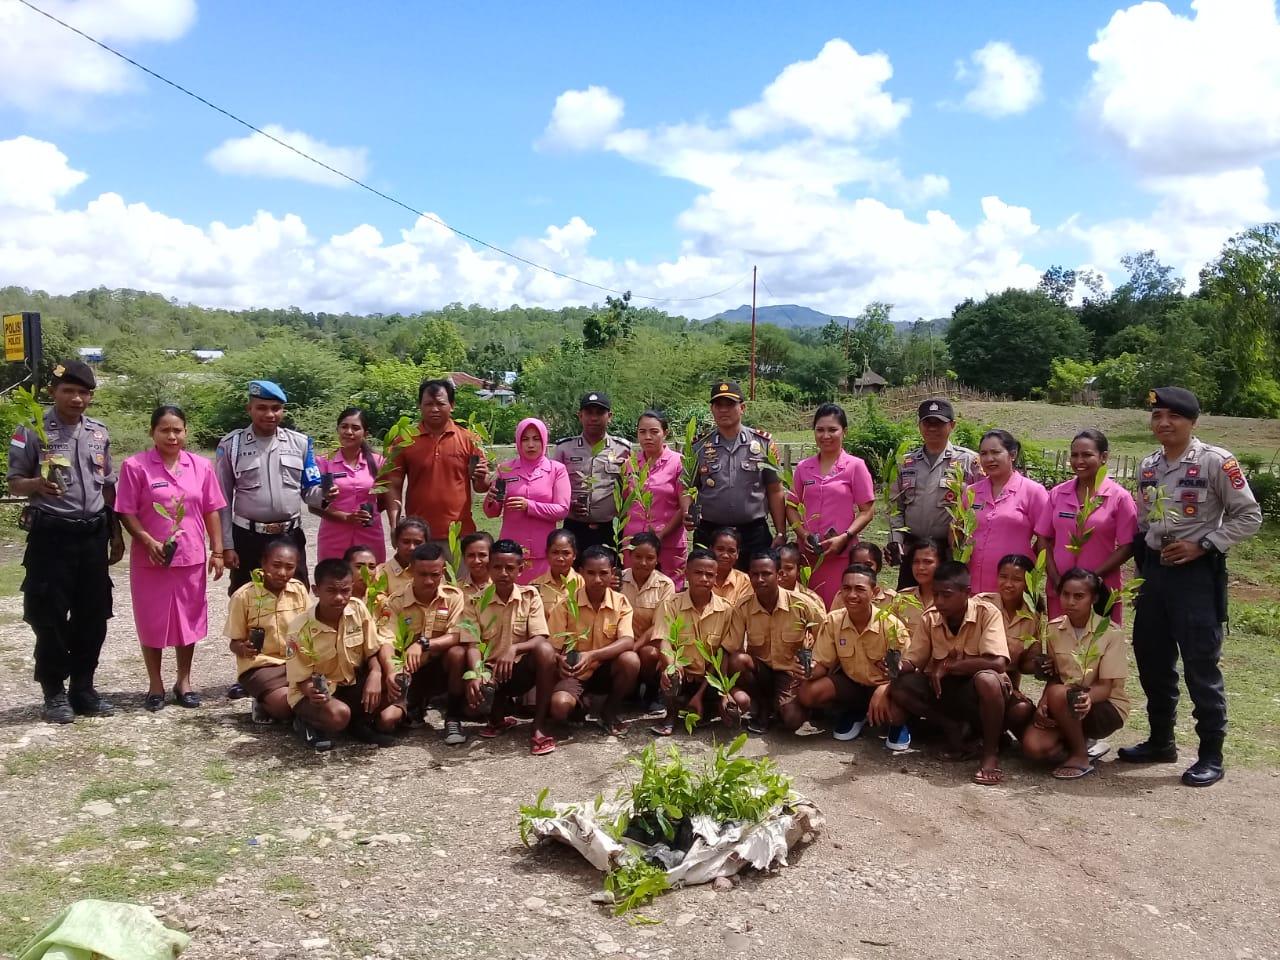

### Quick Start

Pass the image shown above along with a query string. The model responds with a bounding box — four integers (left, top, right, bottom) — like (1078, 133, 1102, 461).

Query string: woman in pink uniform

(116, 406, 227, 711)
(483, 418, 570, 583)
(1035, 429, 1136, 623)
(785, 403, 875, 608)
(966, 430, 1049, 595)
(622, 410, 689, 588)
(313, 407, 387, 563)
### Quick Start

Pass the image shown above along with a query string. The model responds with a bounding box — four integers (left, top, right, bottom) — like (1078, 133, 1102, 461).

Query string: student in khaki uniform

(285, 558, 394, 751)
(795, 564, 911, 747)
(977, 553, 1040, 737)
(886, 398, 980, 588)
(547, 545, 641, 736)
(533, 529, 583, 617)
(849, 542, 897, 608)
(1021, 569, 1130, 780)
(379, 542, 467, 742)
(895, 538, 945, 624)
(651, 549, 733, 735)
(776, 542, 827, 613)
(460, 539, 558, 755)
(343, 544, 378, 603)
(721, 550, 824, 734)
(224, 539, 312, 725)
(708, 528, 752, 603)
(621, 531, 676, 703)
(375, 517, 430, 602)
(889, 562, 1011, 786)
(550, 392, 632, 556)
(459, 531, 493, 597)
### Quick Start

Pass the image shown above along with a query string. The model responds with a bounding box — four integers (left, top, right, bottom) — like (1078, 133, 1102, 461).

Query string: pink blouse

(116, 449, 227, 568)
(623, 446, 684, 538)
(967, 471, 1049, 594)
(483, 455, 571, 564)
(787, 451, 875, 541)
(316, 448, 384, 514)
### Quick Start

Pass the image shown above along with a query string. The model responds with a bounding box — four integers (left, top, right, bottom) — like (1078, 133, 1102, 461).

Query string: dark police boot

(1182, 737, 1225, 787)
(41, 689, 75, 724)
(68, 684, 115, 717)
(1117, 732, 1177, 764)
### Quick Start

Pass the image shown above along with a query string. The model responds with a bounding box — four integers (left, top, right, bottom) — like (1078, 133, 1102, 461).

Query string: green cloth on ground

(17, 899, 189, 960)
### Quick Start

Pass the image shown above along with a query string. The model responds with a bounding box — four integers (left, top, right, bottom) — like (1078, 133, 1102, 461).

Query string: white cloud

(206, 125, 370, 187)
(1086, 0, 1280, 175)
(0, 137, 87, 211)
(0, 0, 196, 113)
(956, 41, 1042, 117)
(538, 86, 625, 150)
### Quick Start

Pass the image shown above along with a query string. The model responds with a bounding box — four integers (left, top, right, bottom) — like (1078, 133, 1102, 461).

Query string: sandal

(973, 766, 1004, 786)
(650, 721, 674, 737)
(143, 693, 166, 713)
(479, 716, 520, 739)
(1052, 763, 1095, 780)
(595, 717, 628, 737)
(530, 734, 557, 756)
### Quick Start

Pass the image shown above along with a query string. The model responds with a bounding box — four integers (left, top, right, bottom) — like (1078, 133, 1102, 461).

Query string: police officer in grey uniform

(886, 398, 980, 588)
(7, 360, 125, 723)
(550, 392, 632, 557)
(1119, 386, 1262, 787)
(216, 380, 324, 593)
(688, 381, 786, 570)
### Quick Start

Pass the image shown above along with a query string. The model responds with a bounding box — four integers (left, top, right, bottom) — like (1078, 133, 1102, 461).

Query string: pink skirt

(316, 514, 387, 563)
(130, 555, 208, 649)
(806, 550, 852, 609)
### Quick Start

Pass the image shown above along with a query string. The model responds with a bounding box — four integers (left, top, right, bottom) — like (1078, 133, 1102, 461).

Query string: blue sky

(2, 0, 1278, 319)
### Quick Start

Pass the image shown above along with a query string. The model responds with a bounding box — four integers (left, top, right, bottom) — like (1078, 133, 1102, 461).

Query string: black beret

(1149, 386, 1199, 420)
(50, 359, 97, 390)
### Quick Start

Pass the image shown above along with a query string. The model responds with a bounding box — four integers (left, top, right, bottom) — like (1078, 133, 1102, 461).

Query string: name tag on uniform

(1057, 511, 1076, 519)
(569, 456, 583, 463)
(151, 481, 170, 488)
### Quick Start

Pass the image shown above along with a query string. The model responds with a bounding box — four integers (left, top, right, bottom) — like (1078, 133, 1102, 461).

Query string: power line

(757, 275, 806, 329)
(13, 0, 750, 306)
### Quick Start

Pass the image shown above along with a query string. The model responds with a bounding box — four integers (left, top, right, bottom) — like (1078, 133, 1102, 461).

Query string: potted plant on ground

(151, 495, 186, 566)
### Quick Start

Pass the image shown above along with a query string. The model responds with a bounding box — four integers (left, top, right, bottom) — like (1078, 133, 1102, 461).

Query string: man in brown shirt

(889, 561, 1011, 785)
(386, 379, 489, 546)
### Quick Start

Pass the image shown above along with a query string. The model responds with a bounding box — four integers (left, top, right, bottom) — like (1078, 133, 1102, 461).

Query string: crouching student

(461, 539, 559, 755)
(621, 532, 676, 711)
(889, 561, 1011, 786)
(375, 517, 430, 602)
(224, 538, 311, 725)
(777, 542, 828, 613)
(533, 529, 582, 617)
(460, 531, 493, 598)
(650, 549, 733, 735)
(708, 528, 752, 604)
(547, 545, 640, 736)
(795, 565, 910, 750)
(977, 553, 1039, 736)
(285, 558, 396, 751)
(721, 550, 824, 735)
(1020, 568, 1129, 780)
(379, 543, 467, 743)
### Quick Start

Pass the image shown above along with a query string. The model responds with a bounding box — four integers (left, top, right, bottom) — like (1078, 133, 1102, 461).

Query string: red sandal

(530, 734, 557, 756)
(480, 716, 520, 739)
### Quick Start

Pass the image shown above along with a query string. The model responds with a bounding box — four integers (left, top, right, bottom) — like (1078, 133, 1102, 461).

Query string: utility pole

(844, 314, 852, 392)
(749, 265, 757, 401)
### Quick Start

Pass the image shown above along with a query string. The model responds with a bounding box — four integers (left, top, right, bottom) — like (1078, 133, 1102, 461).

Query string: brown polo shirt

(388, 420, 485, 538)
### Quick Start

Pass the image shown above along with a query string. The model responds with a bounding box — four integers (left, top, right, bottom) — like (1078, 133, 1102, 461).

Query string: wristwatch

(1198, 537, 1217, 554)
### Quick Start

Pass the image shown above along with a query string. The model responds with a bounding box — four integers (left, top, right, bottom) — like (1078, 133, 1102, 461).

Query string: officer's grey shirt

(549, 433, 632, 523)
(215, 426, 322, 541)
(1136, 437, 1262, 553)
(692, 427, 779, 526)
(7, 409, 115, 519)
(887, 443, 980, 545)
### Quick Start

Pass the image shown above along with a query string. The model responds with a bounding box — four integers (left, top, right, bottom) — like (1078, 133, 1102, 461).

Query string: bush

(1244, 470, 1279, 519)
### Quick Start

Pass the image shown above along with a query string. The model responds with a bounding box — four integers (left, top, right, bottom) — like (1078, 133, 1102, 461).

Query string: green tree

(1045, 357, 1097, 404)
(355, 358, 438, 434)
(410, 317, 468, 371)
(583, 292, 635, 349)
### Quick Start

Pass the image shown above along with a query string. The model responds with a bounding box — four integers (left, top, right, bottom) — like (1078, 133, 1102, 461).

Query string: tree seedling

(367, 416, 420, 495)
(14, 386, 71, 490)
(556, 588, 590, 668)
(359, 566, 390, 618)
(884, 437, 914, 542)
(660, 613, 698, 731)
(1066, 578, 1145, 710)
(611, 453, 650, 556)
(1019, 550, 1053, 680)
(445, 520, 465, 584)
(460, 583, 498, 690)
(943, 461, 978, 563)
(518, 786, 557, 847)
(151, 494, 186, 566)
(246, 567, 277, 651)
(292, 623, 328, 697)
(873, 591, 922, 678)
(389, 615, 418, 692)
(1066, 466, 1108, 558)
(1143, 484, 1182, 563)
(679, 417, 702, 527)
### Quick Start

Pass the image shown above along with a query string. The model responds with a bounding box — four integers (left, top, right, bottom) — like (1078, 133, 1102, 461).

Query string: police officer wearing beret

(687, 381, 787, 570)
(885, 398, 980, 588)
(7, 360, 125, 723)
(216, 380, 325, 593)
(550, 392, 632, 556)
(1119, 386, 1262, 786)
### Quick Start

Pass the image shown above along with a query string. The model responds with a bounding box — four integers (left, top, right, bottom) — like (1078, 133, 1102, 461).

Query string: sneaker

(832, 713, 866, 742)
(885, 725, 912, 752)
(293, 716, 333, 752)
(250, 699, 273, 725)
(42, 691, 75, 725)
(226, 683, 247, 700)
(68, 688, 114, 717)
(1087, 739, 1111, 762)
(443, 720, 466, 746)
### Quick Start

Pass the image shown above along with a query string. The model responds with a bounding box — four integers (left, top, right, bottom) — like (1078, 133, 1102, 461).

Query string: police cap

(1149, 386, 1199, 420)
(917, 398, 955, 422)
(711, 381, 744, 402)
(248, 380, 288, 403)
(579, 392, 611, 411)
(50, 359, 97, 390)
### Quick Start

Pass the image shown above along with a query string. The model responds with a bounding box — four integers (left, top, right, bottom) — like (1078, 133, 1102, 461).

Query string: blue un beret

(248, 380, 287, 403)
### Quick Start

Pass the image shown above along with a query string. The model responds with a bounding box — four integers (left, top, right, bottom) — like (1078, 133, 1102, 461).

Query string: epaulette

(747, 426, 773, 441)
(553, 435, 579, 446)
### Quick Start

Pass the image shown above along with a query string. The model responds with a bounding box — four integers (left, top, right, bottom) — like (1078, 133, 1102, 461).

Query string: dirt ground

(1, 517, 1279, 960)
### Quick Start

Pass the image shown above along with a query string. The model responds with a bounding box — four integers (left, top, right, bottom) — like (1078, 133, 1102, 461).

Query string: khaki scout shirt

(814, 608, 906, 687)
(655, 590, 733, 676)
(888, 443, 980, 546)
(547, 584, 634, 679)
(1136, 437, 1262, 553)
(215, 425, 323, 542)
(284, 601, 381, 706)
(975, 592, 1040, 663)
(723, 587, 823, 672)
(462, 583, 549, 662)
(224, 578, 312, 676)
(712, 567, 752, 605)
(549, 433, 632, 523)
(621, 569, 676, 619)
(7, 410, 116, 518)
(379, 582, 465, 650)
(904, 596, 1009, 668)
(692, 427, 780, 526)
(534, 570, 583, 617)
(375, 556, 414, 600)
(1044, 615, 1130, 721)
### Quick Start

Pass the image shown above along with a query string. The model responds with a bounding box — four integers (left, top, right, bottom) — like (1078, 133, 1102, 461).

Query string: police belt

(232, 515, 301, 535)
(29, 509, 107, 534)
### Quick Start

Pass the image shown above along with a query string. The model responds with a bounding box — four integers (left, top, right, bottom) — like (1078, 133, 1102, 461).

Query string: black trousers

(563, 519, 616, 562)
(22, 519, 112, 694)
(1132, 555, 1226, 744)
(695, 517, 773, 572)
(229, 525, 309, 594)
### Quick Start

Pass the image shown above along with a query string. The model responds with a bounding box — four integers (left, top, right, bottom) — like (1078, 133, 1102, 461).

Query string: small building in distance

(449, 370, 516, 405)
(77, 346, 105, 365)
(192, 349, 224, 362)
(852, 365, 888, 395)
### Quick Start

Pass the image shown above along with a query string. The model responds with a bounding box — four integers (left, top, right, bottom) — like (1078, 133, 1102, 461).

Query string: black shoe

(143, 693, 166, 713)
(349, 722, 396, 748)
(293, 716, 333, 752)
(172, 686, 201, 708)
(68, 688, 115, 717)
(1181, 758, 1225, 787)
(227, 683, 247, 700)
(42, 691, 75, 724)
(1117, 739, 1177, 764)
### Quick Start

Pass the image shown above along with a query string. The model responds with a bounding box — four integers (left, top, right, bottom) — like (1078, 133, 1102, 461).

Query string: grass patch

(78, 777, 172, 804)
(252, 786, 284, 804)
(0, 866, 64, 955)
(116, 822, 178, 842)
(52, 827, 109, 852)
(265, 874, 313, 895)
(0, 561, 24, 597)
(100, 745, 138, 760)
(204, 759, 234, 785)
(2, 747, 65, 778)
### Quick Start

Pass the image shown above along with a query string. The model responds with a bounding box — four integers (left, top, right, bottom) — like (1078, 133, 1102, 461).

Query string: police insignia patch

(1183, 505, 1198, 517)
(1223, 458, 1246, 489)
(748, 440, 762, 455)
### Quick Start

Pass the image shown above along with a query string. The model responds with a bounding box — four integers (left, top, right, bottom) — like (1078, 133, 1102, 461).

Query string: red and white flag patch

(9, 429, 25, 450)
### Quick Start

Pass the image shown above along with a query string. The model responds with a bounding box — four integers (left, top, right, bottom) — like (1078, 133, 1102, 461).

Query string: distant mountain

(701, 304, 945, 335)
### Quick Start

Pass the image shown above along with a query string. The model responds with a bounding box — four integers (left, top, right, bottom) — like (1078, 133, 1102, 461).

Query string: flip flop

(939, 747, 978, 763)
(595, 718, 628, 737)
(650, 721, 674, 737)
(1052, 763, 1095, 780)
(530, 734, 557, 756)
(973, 766, 1004, 786)
(479, 716, 520, 739)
